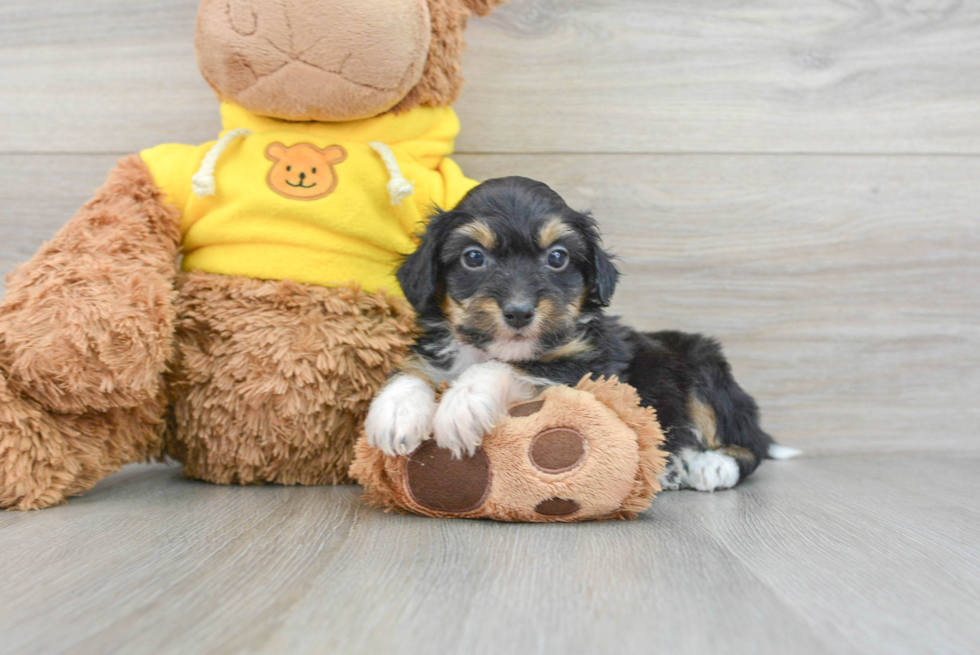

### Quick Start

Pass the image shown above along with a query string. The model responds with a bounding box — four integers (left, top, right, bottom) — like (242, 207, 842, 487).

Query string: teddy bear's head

(195, 0, 506, 122)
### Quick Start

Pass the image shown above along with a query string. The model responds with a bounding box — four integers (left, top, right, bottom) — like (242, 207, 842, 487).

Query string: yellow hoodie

(140, 103, 478, 297)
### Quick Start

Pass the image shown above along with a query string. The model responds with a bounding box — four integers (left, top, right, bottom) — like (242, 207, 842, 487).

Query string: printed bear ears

(265, 143, 348, 165)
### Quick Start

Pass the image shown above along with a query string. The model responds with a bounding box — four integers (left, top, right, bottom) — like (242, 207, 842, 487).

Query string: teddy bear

(0, 0, 509, 510)
(0, 0, 669, 520)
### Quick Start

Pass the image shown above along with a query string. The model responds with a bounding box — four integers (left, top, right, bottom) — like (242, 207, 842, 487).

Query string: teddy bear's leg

(0, 155, 181, 509)
(0, 379, 168, 509)
(168, 272, 416, 486)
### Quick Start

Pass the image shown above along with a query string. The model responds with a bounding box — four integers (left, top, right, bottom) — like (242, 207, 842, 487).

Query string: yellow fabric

(140, 102, 478, 296)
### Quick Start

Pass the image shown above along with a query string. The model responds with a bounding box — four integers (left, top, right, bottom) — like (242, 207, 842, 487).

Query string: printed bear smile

(286, 179, 317, 188)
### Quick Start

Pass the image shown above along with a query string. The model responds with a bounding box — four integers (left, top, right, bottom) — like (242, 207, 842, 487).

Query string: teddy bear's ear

(265, 142, 288, 161)
(461, 0, 508, 17)
(321, 145, 348, 165)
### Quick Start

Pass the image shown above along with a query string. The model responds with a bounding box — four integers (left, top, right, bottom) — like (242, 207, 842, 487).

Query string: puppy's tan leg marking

(539, 336, 593, 362)
(688, 394, 720, 450)
(397, 353, 439, 387)
(722, 445, 757, 470)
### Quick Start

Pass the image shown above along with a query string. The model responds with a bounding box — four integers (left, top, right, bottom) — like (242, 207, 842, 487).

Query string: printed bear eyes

(312, 168, 317, 174)
(286, 166, 291, 171)
(462, 248, 487, 269)
(546, 247, 569, 271)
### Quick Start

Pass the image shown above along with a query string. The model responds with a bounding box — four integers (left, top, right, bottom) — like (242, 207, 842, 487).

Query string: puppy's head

(398, 177, 619, 361)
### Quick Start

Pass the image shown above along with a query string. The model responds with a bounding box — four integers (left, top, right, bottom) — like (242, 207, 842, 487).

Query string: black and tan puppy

(365, 177, 798, 491)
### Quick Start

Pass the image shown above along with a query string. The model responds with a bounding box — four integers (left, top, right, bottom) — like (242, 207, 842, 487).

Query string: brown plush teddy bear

(0, 0, 509, 510)
(0, 0, 670, 520)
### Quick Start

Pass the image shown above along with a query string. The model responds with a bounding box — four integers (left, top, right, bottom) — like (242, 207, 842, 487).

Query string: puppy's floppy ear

(397, 210, 450, 314)
(462, 0, 507, 17)
(569, 208, 620, 307)
(590, 245, 620, 307)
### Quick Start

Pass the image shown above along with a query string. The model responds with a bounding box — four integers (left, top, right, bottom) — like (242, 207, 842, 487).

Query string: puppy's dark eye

(546, 247, 569, 271)
(462, 248, 487, 269)
(286, 165, 292, 172)
(312, 167, 317, 174)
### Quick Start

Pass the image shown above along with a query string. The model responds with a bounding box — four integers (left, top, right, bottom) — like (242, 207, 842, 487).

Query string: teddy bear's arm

(0, 155, 182, 414)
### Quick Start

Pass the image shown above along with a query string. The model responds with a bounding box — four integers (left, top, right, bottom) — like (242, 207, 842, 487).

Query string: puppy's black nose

(502, 303, 535, 329)
(299, 172, 306, 180)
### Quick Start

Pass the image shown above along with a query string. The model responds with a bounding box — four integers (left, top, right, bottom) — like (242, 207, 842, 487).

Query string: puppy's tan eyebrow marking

(538, 216, 575, 249)
(455, 221, 496, 249)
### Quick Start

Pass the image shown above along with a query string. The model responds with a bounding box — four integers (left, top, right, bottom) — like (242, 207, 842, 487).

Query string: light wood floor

(1, 0, 978, 653)
(1, 455, 978, 655)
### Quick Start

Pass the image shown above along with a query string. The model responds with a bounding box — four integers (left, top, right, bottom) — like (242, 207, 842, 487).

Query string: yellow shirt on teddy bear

(140, 102, 478, 297)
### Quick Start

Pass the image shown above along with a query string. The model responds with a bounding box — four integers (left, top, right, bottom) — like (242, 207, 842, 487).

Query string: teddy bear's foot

(351, 376, 669, 522)
(0, 373, 167, 510)
(0, 381, 81, 510)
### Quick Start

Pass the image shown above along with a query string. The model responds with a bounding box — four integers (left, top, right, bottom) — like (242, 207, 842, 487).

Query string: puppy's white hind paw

(365, 375, 436, 457)
(658, 454, 684, 491)
(682, 450, 740, 492)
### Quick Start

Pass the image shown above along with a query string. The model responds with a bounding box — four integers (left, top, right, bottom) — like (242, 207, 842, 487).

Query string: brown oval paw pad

(529, 428, 586, 473)
(509, 400, 545, 417)
(534, 497, 581, 516)
(405, 441, 491, 513)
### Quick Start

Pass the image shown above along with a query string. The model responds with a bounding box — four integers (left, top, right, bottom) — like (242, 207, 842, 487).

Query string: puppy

(365, 177, 797, 491)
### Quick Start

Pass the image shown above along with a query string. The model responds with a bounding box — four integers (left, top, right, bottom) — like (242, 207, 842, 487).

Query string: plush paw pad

(529, 428, 587, 473)
(534, 497, 581, 516)
(405, 441, 491, 513)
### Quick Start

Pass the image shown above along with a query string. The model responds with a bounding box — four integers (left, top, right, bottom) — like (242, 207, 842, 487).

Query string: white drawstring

(368, 141, 415, 205)
(192, 128, 253, 198)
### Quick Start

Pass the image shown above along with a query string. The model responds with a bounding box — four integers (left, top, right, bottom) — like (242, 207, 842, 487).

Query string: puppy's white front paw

(431, 361, 538, 459)
(433, 383, 502, 459)
(365, 375, 436, 457)
(683, 450, 740, 492)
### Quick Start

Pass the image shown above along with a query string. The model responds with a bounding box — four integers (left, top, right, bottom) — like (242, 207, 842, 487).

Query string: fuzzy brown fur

(168, 273, 415, 485)
(350, 376, 667, 522)
(390, 0, 472, 114)
(0, 156, 176, 509)
(393, 0, 509, 112)
(463, 0, 507, 15)
(0, 155, 180, 414)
